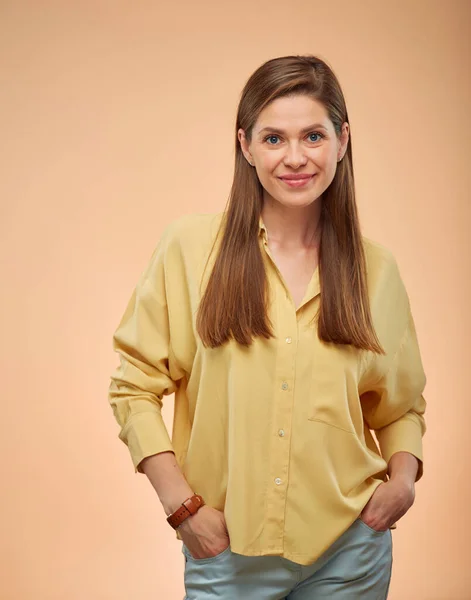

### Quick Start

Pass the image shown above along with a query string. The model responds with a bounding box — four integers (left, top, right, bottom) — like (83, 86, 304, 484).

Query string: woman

(108, 54, 427, 599)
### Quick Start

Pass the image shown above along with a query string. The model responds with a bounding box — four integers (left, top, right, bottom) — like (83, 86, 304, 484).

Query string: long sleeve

(360, 303, 427, 483)
(108, 226, 184, 474)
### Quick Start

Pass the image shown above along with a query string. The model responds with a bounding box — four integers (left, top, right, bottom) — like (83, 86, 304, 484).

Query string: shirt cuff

(118, 410, 175, 473)
(375, 415, 424, 482)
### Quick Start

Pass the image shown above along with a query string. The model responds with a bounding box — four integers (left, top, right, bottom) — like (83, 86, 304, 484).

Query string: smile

(278, 175, 316, 188)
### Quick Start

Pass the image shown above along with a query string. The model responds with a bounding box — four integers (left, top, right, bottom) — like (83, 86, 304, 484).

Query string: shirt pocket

(307, 341, 365, 434)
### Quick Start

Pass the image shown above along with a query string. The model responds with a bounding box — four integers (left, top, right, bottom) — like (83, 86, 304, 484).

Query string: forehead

(254, 95, 331, 133)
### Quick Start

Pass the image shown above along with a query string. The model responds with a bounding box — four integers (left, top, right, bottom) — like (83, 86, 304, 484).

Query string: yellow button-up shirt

(108, 211, 427, 566)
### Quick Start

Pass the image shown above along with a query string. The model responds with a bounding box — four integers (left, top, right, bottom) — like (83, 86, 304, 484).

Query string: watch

(166, 494, 205, 530)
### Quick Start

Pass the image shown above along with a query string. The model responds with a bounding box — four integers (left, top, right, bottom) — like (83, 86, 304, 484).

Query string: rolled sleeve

(361, 306, 427, 482)
(108, 227, 183, 474)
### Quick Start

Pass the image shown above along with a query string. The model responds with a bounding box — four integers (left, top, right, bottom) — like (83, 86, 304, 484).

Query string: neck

(261, 198, 322, 250)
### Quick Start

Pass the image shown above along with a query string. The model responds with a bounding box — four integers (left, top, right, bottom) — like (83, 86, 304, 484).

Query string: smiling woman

(239, 96, 348, 217)
(108, 54, 427, 600)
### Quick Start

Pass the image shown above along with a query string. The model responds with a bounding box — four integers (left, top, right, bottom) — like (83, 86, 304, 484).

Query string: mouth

(278, 174, 316, 188)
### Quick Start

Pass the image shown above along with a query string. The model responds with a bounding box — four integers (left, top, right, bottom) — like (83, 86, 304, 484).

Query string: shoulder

(159, 211, 224, 250)
(361, 235, 411, 334)
(152, 212, 225, 278)
(361, 235, 398, 271)
(141, 212, 223, 287)
(361, 235, 404, 290)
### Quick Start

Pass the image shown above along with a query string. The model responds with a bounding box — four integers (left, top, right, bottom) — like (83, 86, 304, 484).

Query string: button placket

(264, 287, 301, 549)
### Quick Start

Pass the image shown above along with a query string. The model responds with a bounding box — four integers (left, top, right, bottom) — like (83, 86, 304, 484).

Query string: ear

(238, 128, 253, 164)
(338, 122, 349, 161)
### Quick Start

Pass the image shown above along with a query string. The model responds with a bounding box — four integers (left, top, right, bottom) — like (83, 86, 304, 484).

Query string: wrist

(166, 493, 205, 530)
(164, 490, 196, 516)
(389, 473, 416, 492)
(387, 451, 419, 485)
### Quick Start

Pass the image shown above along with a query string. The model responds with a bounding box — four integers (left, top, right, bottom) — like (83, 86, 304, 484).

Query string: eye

(263, 131, 325, 145)
(308, 132, 325, 142)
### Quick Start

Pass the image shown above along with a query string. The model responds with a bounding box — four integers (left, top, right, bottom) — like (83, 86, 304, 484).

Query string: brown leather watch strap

(166, 494, 205, 530)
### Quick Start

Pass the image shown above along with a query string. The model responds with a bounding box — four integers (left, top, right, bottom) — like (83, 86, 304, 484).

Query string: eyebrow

(257, 123, 328, 136)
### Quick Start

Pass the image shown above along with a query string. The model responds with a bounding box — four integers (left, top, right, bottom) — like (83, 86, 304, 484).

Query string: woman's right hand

(178, 505, 230, 559)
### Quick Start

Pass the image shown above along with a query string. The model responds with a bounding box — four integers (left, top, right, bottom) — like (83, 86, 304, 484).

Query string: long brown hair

(196, 54, 385, 355)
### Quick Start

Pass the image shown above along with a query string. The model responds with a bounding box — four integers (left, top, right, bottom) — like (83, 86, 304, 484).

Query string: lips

(279, 174, 315, 188)
(279, 174, 314, 181)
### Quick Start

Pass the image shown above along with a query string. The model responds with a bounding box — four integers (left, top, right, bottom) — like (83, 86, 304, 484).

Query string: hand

(178, 505, 230, 559)
(360, 478, 415, 532)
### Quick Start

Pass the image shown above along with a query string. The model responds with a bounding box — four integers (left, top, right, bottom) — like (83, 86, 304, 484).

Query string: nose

(283, 142, 308, 168)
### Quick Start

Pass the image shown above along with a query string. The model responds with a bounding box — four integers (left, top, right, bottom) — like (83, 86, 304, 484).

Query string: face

(238, 94, 349, 207)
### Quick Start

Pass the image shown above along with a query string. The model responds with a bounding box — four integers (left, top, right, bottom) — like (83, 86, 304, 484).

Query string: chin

(272, 196, 319, 208)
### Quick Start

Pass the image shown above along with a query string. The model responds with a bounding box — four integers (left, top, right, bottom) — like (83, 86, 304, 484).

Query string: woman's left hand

(360, 478, 416, 532)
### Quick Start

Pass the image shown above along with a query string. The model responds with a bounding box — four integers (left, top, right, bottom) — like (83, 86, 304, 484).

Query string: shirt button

(275, 478, 282, 485)
(278, 429, 285, 437)
(281, 382, 288, 390)
(285, 337, 292, 343)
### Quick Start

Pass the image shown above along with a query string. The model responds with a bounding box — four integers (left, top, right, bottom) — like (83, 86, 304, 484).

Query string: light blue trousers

(182, 517, 393, 599)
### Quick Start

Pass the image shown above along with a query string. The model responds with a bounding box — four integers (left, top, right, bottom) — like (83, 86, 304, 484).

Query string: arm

(140, 451, 195, 515)
(108, 225, 186, 482)
(108, 225, 232, 552)
(361, 304, 427, 483)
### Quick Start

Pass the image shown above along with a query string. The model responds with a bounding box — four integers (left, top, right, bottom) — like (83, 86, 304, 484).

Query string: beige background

(1, 1, 470, 598)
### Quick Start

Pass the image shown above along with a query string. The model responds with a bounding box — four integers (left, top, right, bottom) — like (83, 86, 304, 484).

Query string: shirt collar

(258, 214, 268, 244)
